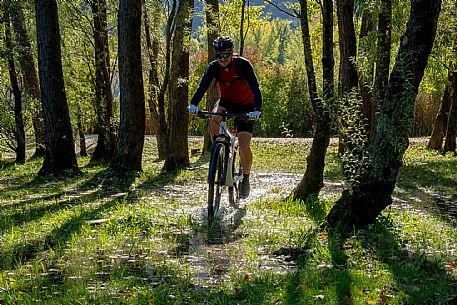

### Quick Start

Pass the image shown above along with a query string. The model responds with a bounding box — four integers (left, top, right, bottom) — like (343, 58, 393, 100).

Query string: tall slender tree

(202, 0, 220, 153)
(110, 0, 145, 174)
(144, 0, 175, 160)
(371, 0, 392, 139)
(443, 71, 457, 154)
(89, 0, 115, 162)
(5, 16, 25, 164)
(427, 70, 453, 150)
(35, 0, 79, 175)
(164, 0, 194, 171)
(10, 1, 45, 158)
(327, 0, 442, 230)
(292, 0, 333, 201)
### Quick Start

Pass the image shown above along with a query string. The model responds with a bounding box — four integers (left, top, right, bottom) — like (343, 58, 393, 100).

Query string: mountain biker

(187, 36, 262, 198)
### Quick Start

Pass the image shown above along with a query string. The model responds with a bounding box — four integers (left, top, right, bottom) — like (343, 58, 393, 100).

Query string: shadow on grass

(0, 169, 137, 273)
(396, 158, 457, 222)
(358, 216, 456, 304)
(0, 168, 133, 234)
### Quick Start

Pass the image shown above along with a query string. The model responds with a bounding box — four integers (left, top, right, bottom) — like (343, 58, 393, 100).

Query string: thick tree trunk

(427, 70, 453, 150)
(293, 0, 332, 201)
(443, 72, 457, 154)
(5, 18, 26, 164)
(110, 0, 145, 174)
(372, 0, 392, 140)
(327, 0, 442, 230)
(203, 0, 220, 153)
(90, 0, 115, 161)
(36, 0, 79, 175)
(10, 3, 45, 158)
(164, 0, 193, 171)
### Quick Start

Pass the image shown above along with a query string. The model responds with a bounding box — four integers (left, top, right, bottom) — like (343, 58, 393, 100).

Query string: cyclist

(187, 36, 262, 198)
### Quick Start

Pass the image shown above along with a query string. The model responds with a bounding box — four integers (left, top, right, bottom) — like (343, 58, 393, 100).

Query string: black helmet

(213, 36, 233, 52)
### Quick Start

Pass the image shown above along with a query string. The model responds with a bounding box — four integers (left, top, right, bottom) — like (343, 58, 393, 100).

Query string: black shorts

(217, 100, 255, 134)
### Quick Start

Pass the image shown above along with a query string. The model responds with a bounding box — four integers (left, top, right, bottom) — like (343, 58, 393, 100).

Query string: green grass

(0, 138, 456, 304)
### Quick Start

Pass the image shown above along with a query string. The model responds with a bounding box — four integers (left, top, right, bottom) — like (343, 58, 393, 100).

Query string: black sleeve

(240, 58, 262, 111)
(190, 62, 218, 106)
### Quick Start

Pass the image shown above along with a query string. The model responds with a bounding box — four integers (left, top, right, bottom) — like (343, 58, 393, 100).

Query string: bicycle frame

(199, 110, 245, 187)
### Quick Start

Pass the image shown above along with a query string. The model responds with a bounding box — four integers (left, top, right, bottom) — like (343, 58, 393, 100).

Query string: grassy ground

(0, 138, 456, 304)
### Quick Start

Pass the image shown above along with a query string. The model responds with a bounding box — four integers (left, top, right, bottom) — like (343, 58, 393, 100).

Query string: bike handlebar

(197, 110, 252, 120)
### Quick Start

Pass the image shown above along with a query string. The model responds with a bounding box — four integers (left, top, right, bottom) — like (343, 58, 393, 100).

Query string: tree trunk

(293, 0, 332, 201)
(144, 5, 169, 160)
(203, 0, 220, 153)
(5, 18, 26, 164)
(336, 0, 359, 157)
(326, 0, 442, 230)
(443, 71, 457, 154)
(358, 9, 375, 139)
(427, 70, 453, 150)
(336, 0, 358, 96)
(110, 0, 145, 174)
(76, 109, 88, 157)
(90, 0, 115, 162)
(36, 0, 79, 175)
(10, 2, 45, 158)
(372, 0, 392, 140)
(144, 7, 160, 137)
(239, 0, 247, 56)
(164, 0, 193, 172)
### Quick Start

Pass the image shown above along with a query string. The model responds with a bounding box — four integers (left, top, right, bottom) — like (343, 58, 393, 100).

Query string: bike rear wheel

(228, 147, 243, 205)
(208, 143, 225, 223)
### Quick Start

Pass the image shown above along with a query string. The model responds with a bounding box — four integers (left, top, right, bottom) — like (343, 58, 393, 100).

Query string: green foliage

(337, 90, 369, 182)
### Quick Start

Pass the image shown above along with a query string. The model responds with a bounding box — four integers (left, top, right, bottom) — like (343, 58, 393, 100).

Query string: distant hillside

(192, 0, 299, 31)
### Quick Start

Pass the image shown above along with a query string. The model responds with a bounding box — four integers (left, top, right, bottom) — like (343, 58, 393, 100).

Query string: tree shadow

(396, 159, 457, 223)
(0, 169, 137, 273)
(358, 216, 456, 304)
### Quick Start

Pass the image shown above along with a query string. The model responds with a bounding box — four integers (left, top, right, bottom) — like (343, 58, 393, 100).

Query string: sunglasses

(216, 52, 232, 59)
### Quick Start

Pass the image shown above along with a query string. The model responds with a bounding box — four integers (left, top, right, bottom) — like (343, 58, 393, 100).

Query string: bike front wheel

(208, 143, 225, 223)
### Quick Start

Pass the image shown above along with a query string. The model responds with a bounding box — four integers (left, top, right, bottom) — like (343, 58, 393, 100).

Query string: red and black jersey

(190, 56, 262, 111)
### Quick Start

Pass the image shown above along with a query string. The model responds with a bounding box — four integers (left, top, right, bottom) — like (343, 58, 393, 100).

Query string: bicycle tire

(208, 143, 225, 223)
(228, 146, 242, 205)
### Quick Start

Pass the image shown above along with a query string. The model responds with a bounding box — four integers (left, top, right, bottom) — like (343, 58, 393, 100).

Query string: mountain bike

(198, 110, 248, 224)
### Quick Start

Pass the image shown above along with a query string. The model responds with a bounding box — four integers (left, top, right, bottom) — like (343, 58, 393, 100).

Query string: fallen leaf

(380, 294, 393, 303)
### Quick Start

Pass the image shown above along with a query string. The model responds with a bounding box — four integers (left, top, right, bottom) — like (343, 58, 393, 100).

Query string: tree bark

(239, 0, 247, 56)
(164, 0, 193, 171)
(110, 0, 145, 174)
(358, 9, 375, 139)
(90, 0, 115, 162)
(427, 70, 453, 150)
(292, 0, 332, 201)
(327, 0, 442, 230)
(144, 4, 169, 160)
(36, 0, 79, 175)
(336, 0, 358, 96)
(443, 71, 457, 154)
(203, 0, 220, 153)
(10, 2, 46, 158)
(336, 0, 359, 158)
(5, 18, 26, 164)
(372, 0, 392, 140)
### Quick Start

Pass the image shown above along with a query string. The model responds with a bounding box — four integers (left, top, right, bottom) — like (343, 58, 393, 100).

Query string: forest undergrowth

(0, 137, 456, 304)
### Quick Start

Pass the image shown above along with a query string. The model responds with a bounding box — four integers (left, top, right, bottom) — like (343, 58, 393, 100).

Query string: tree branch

(264, 0, 299, 18)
